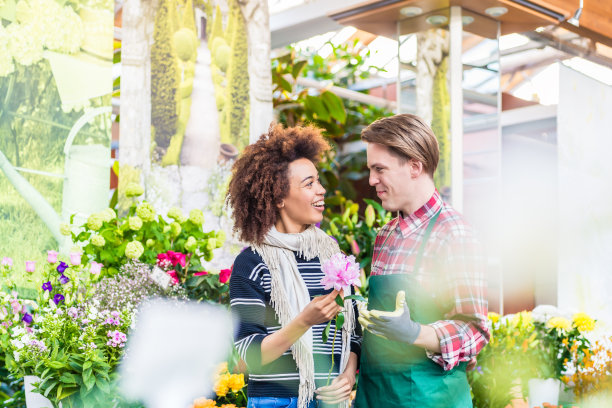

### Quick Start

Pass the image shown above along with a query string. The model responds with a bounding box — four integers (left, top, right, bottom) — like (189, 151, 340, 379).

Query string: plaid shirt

(370, 190, 490, 371)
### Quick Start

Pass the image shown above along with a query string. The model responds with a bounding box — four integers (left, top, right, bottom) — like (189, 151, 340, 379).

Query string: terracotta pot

(218, 143, 239, 163)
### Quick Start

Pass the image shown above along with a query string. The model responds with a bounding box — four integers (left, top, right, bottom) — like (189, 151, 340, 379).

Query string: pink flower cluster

(107, 330, 127, 348)
(320, 253, 361, 294)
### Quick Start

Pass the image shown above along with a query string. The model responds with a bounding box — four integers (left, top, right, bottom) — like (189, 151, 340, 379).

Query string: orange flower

(192, 398, 216, 408)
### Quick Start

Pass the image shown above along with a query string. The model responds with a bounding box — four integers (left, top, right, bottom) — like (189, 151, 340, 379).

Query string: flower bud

(365, 205, 375, 228)
(330, 221, 339, 236)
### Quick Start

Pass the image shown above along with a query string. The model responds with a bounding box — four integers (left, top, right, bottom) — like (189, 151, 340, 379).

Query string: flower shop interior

(1, 0, 612, 407)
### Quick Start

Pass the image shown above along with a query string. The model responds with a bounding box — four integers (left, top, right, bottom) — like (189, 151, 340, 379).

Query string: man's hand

(359, 291, 421, 344)
(315, 371, 355, 404)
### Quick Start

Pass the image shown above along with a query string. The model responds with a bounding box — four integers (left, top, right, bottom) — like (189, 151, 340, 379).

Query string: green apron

(355, 211, 472, 408)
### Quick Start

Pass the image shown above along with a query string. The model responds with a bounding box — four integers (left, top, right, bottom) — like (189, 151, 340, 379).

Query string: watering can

(0, 106, 112, 246)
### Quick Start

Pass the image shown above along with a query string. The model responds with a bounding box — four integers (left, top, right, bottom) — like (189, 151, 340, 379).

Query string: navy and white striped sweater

(230, 247, 362, 398)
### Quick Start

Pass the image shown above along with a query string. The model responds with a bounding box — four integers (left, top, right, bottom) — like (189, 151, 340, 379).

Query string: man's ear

(409, 160, 424, 178)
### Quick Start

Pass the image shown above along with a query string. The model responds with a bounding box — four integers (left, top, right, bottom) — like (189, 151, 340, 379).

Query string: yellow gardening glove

(361, 291, 421, 343)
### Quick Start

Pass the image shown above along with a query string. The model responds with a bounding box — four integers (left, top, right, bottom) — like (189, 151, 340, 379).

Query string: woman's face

(276, 158, 326, 233)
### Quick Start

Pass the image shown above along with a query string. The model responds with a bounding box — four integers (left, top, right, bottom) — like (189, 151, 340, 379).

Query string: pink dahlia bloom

(320, 253, 361, 294)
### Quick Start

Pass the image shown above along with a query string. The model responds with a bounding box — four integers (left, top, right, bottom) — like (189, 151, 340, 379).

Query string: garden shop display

(0, 192, 234, 407)
(468, 308, 601, 408)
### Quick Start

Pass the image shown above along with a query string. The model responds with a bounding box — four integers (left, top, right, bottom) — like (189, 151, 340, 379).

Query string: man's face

(366, 142, 413, 213)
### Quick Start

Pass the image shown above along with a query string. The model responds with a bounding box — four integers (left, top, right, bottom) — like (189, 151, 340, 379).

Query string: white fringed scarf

(252, 225, 355, 408)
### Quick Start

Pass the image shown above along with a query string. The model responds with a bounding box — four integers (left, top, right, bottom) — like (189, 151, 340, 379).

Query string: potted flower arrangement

(191, 362, 247, 408)
(529, 306, 596, 407)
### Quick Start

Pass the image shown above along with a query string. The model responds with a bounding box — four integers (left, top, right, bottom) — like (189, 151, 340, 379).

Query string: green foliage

(210, 4, 223, 41)
(173, 28, 196, 62)
(151, 0, 180, 149)
(211, 36, 227, 57)
(215, 43, 231, 73)
(181, 0, 196, 33)
(180, 78, 194, 98)
(223, 3, 249, 149)
(321, 194, 391, 293)
(468, 312, 538, 408)
(69, 198, 224, 279)
(432, 56, 450, 192)
(271, 46, 392, 203)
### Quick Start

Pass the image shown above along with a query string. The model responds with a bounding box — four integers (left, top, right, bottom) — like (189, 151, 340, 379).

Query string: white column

(449, 6, 464, 211)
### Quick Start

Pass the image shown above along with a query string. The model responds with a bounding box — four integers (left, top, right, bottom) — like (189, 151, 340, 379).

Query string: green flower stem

(327, 324, 338, 386)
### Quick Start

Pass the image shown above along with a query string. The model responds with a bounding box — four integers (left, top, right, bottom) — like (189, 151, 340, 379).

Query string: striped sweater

(230, 247, 362, 398)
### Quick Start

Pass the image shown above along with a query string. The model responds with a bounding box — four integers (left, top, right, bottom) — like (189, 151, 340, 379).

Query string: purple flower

(56, 262, 68, 274)
(59, 274, 70, 285)
(1, 257, 12, 267)
(42, 281, 53, 292)
(53, 294, 65, 305)
(476, 366, 483, 374)
(22, 313, 33, 325)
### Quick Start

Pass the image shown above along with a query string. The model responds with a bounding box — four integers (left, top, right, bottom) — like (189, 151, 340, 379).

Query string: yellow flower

(512, 311, 533, 327)
(221, 405, 237, 408)
(215, 362, 228, 378)
(228, 373, 245, 392)
(562, 338, 569, 347)
(573, 312, 595, 332)
(488, 312, 500, 324)
(192, 398, 216, 408)
(215, 373, 230, 397)
(547, 317, 571, 331)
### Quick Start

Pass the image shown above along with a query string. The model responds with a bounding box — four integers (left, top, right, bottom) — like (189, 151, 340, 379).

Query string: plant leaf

(321, 91, 346, 123)
(335, 312, 345, 330)
(305, 95, 330, 121)
(322, 320, 332, 343)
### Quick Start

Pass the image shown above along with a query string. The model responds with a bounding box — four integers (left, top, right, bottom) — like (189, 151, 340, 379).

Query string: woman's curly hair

(227, 124, 329, 245)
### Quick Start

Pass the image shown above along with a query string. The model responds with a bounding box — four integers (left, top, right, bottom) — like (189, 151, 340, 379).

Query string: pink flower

(2, 257, 13, 267)
(219, 268, 232, 284)
(47, 250, 58, 263)
(320, 253, 361, 294)
(350, 240, 360, 256)
(90, 262, 103, 275)
(25, 261, 36, 273)
(167, 270, 179, 285)
(156, 253, 171, 269)
(193, 271, 208, 276)
(166, 251, 186, 267)
(69, 252, 82, 266)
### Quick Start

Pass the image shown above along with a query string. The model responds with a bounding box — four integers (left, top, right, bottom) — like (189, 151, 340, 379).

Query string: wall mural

(0, 0, 113, 274)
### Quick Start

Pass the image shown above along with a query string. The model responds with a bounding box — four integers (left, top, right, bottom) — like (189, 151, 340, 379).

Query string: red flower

(166, 251, 186, 267)
(193, 271, 208, 276)
(167, 270, 179, 285)
(219, 268, 232, 284)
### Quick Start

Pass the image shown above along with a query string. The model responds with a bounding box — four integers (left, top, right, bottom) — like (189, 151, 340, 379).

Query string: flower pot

(528, 378, 560, 408)
(24, 375, 63, 408)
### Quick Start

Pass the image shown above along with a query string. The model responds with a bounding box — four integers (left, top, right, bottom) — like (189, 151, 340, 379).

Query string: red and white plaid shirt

(370, 189, 490, 371)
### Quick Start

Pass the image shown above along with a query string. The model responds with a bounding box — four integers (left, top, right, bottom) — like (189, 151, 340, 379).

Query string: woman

(227, 124, 361, 408)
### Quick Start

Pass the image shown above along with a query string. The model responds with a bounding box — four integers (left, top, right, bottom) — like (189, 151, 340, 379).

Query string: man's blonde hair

(361, 114, 439, 177)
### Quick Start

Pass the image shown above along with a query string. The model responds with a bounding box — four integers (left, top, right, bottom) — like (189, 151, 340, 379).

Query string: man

(355, 114, 490, 407)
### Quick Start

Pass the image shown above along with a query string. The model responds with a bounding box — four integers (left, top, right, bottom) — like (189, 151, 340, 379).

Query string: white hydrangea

(6, 23, 44, 66)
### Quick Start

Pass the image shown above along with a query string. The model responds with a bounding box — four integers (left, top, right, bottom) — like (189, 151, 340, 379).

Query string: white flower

(13, 351, 20, 362)
(11, 339, 24, 350)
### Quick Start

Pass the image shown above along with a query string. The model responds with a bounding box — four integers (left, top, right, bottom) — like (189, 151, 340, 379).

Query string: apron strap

(413, 209, 441, 274)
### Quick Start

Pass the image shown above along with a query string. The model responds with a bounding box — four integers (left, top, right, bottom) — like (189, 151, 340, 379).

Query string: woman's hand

(315, 352, 358, 404)
(261, 290, 341, 365)
(297, 290, 342, 327)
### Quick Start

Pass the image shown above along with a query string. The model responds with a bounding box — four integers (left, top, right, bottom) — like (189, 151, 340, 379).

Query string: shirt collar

(397, 190, 443, 238)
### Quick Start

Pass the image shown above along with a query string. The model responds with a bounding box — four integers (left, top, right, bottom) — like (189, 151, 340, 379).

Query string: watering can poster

(0, 0, 114, 278)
